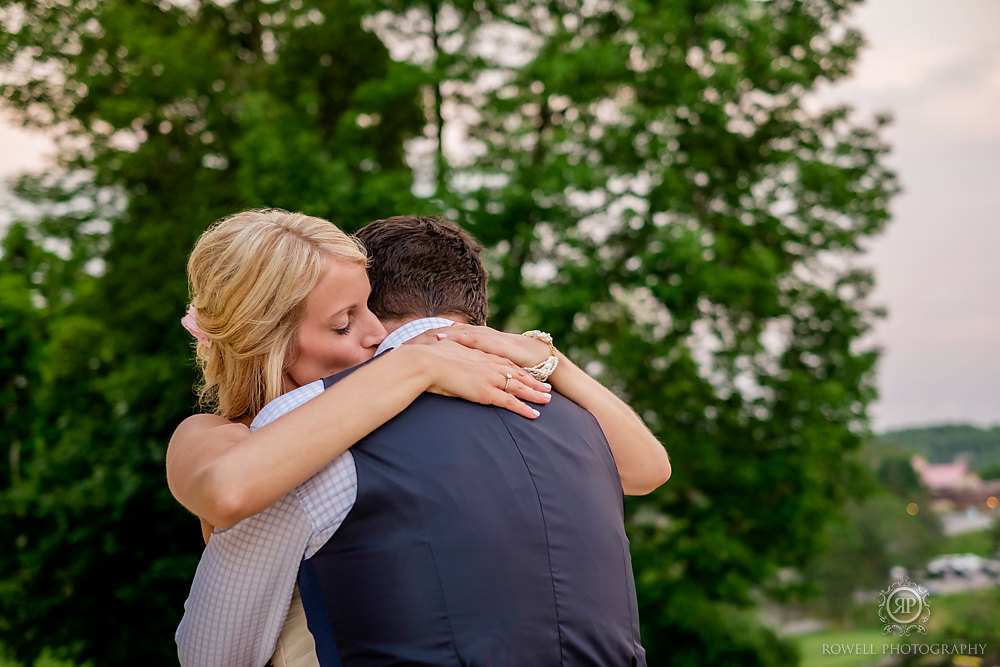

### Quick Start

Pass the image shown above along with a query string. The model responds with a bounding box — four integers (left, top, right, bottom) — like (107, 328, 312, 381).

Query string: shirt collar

(375, 317, 455, 355)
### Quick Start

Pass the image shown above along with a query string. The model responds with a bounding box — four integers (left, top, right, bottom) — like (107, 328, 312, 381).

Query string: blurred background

(0, 1, 996, 666)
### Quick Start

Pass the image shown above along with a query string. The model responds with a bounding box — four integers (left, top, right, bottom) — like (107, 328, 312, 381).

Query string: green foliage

(801, 453, 942, 626)
(992, 518, 1000, 557)
(0, 644, 92, 667)
(0, 0, 896, 665)
(978, 462, 1000, 481)
(879, 424, 1000, 472)
(638, 592, 799, 667)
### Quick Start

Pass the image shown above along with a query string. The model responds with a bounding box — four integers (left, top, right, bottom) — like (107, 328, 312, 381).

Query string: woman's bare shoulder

(168, 413, 250, 456)
(166, 413, 252, 513)
(175, 412, 242, 431)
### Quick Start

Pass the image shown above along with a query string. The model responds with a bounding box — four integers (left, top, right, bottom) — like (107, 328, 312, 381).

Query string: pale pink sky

(1, 0, 997, 432)
(825, 0, 1000, 430)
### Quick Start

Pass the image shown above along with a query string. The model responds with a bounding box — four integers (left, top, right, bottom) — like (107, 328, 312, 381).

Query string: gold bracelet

(521, 330, 559, 382)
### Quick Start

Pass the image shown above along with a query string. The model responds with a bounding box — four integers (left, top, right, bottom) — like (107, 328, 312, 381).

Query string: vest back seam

(493, 407, 567, 667)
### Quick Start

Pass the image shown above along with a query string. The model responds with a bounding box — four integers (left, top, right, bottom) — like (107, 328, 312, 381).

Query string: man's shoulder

(410, 387, 601, 431)
(322, 351, 391, 389)
(526, 389, 603, 428)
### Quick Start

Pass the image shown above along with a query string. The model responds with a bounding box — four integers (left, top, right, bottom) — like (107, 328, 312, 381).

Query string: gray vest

(298, 364, 646, 666)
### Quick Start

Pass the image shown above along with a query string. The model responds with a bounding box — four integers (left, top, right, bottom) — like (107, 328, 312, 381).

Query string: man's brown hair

(355, 215, 488, 326)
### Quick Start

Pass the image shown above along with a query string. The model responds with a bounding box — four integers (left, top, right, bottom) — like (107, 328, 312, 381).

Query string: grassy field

(942, 528, 996, 558)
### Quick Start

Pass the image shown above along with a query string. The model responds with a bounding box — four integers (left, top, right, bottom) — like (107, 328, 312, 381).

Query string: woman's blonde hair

(185, 208, 367, 420)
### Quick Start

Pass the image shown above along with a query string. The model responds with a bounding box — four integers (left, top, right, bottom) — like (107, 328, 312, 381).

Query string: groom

(177, 216, 660, 666)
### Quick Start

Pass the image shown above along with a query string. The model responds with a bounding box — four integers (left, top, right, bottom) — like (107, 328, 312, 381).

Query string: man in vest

(177, 216, 668, 666)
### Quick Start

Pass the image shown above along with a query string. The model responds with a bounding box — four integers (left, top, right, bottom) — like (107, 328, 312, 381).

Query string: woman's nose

(363, 310, 387, 348)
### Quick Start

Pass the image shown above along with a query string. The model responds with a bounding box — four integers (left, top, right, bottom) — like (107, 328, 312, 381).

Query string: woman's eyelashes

(333, 314, 353, 335)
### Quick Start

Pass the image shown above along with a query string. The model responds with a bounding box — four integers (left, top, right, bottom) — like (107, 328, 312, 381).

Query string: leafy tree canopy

(1, 0, 896, 664)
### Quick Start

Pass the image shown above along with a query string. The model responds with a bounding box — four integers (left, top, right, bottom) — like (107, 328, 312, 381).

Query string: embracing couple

(169, 210, 671, 666)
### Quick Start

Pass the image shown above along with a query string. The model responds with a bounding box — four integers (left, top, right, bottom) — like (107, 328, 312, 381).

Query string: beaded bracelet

(521, 330, 559, 382)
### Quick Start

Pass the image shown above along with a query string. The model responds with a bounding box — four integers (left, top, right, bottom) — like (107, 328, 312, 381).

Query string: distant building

(912, 455, 1000, 512)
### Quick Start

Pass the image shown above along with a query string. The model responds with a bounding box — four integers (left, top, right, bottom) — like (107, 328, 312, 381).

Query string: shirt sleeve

(178, 369, 363, 665)
(251, 380, 325, 431)
(176, 493, 313, 667)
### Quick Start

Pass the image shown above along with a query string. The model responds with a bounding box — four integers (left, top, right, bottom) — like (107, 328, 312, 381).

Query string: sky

(1, 0, 997, 433)
(819, 0, 1000, 431)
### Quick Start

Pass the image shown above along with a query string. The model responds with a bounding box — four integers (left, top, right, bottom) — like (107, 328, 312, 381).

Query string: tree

(1, 0, 897, 664)
(0, 1, 421, 663)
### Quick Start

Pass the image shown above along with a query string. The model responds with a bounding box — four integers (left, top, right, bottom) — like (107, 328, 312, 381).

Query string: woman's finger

(441, 328, 513, 357)
(504, 376, 552, 406)
(495, 365, 550, 397)
(404, 326, 455, 346)
(426, 326, 551, 370)
(488, 388, 542, 419)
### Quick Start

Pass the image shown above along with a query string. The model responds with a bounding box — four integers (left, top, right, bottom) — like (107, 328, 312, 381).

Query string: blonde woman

(169, 209, 668, 666)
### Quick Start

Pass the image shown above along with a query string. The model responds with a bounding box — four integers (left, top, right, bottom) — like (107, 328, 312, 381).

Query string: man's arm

(176, 494, 312, 667)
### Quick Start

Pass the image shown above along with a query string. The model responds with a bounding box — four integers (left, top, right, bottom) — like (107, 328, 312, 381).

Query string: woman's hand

(402, 338, 551, 420)
(406, 323, 552, 369)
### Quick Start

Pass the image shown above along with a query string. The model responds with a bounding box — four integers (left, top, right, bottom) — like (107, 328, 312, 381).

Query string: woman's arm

(417, 325, 671, 495)
(546, 351, 670, 495)
(167, 343, 550, 529)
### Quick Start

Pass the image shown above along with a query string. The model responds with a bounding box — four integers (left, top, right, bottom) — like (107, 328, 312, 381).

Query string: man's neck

(381, 313, 469, 335)
(375, 314, 469, 355)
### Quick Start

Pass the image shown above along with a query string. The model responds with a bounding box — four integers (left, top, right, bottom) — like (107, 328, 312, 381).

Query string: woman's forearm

(548, 352, 671, 495)
(168, 346, 437, 529)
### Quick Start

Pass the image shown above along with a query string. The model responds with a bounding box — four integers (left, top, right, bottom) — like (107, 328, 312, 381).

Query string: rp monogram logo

(878, 579, 930, 636)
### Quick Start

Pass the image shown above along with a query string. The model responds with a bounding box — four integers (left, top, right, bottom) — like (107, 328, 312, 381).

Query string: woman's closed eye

(333, 319, 352, 335)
